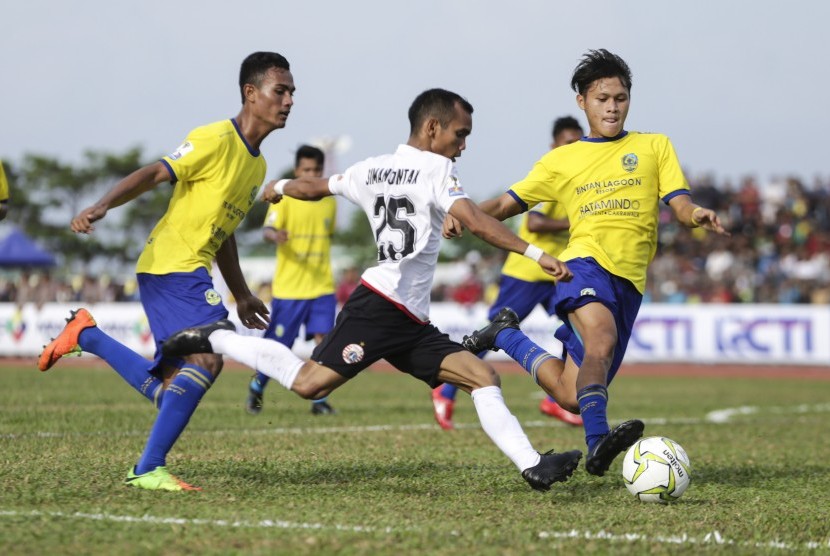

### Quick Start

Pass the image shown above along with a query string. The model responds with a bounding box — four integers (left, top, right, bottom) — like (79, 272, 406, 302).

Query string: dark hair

(295, 144, 325, 168)
(239, 52, 290, 104)
(408, 88, 474, 134)
(570, 49, 632, 97)
(551, 116, 583, 139)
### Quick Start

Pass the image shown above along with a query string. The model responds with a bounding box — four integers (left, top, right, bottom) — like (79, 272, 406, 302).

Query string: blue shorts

(552, 258, 642, 384)
(137, 268, 229, 369)
(488, 275, 556, 321)
(265, 294, 336, 347)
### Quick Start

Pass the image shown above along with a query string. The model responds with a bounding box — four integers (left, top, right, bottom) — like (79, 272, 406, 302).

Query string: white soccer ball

(622, 436, 691, 503)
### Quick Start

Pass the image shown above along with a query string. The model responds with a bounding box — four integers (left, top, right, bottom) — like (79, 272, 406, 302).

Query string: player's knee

(290, 366, 327, 400)
(184, 353, 223, 377)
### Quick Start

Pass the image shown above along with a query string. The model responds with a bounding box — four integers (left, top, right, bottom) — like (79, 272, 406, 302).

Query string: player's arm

(448, 198, 571, 281)
(215, 233, 270, 330)
(261, 176, 332, 203)
(667, 194, 729, 235)
(443, 192, 524, 239)
(526, 211, 569, 233)
(71, 161, 170, 234)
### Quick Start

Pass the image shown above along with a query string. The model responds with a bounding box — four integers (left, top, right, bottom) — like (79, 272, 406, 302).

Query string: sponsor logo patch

(447, 176, 466, 197)
(621, 153, 638, 173)
(342, 343, 365, 364)
(169, 141, 194, 160)
(580, 288, 596, 297)
(204, 288, 222, 306)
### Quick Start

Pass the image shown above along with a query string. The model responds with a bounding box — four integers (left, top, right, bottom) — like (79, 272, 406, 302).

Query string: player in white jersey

(163, 89, 582, 492)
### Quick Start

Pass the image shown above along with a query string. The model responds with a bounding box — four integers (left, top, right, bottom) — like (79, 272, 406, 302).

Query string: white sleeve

(327, 163, 362, 206)
(434, 163, 469, 214)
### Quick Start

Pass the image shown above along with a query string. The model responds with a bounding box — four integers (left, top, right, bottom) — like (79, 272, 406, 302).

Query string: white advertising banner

(1, 302, 829, 366)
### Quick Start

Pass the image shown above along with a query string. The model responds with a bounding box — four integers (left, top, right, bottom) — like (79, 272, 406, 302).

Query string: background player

(0, 160, 9, 221)
(446, 49, 728, 477)
(431, 116, 585, 430)
(164, 88, 583, 492)
(246, 145, 338, 416)
(38, 52, 294, 491)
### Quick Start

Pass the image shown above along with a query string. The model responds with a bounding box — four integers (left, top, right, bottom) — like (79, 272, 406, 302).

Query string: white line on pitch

(1, 509, 826, 551)
(0, 509, 405, 534)
(538, 528, 830, 551)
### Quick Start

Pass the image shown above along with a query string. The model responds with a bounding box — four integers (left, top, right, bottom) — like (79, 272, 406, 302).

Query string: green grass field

(2, 362, 829, 555)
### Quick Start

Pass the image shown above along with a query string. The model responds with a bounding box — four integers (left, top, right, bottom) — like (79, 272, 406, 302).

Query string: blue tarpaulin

(0, 227, 56, 267)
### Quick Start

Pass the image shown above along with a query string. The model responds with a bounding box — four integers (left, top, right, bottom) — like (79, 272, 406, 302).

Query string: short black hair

(295, 144, 324, 168)
(408, 88, 474, 135)
(570, 49, 632, 97)
(239, 52, 290, 104)
(551, 116, 583, 139)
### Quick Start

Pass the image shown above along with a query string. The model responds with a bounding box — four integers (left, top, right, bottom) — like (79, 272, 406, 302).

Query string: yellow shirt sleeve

(0, 162, 9, 202)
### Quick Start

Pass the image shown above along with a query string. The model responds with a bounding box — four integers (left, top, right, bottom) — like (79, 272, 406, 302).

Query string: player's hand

(71, 204, 108, 234)
(236, 294, 270, 330)
(274, 229, 289, 244)
(692, 207, 730, 236)
(538, 253, 573, 282)
(442, 214, 464, 238)
(260, 180, 284, 204)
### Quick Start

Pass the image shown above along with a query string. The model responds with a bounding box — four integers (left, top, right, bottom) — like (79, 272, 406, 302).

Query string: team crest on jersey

(447, 176, 465, 197)
(169, 141, 194, 160)
(204, 288, 222, 306)
(621, 153, 638, 173)
(580, 288, 597, 297)
(342, 343, 365, 364)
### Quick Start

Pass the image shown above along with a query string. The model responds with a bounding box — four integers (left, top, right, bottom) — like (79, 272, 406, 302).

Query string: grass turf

(1, 362, 829, 555)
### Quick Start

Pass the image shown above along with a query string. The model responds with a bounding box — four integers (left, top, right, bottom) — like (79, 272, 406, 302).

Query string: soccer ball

(622, 436, 691, 503)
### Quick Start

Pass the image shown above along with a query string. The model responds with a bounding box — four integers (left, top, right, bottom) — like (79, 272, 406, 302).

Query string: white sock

(471, 385, 541, 471)
(208, 329, 302, 390)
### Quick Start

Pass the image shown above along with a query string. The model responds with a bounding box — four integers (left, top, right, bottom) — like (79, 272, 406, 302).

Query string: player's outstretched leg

(540, 396, 584, 426)
(521, 449, 583, 491)
(38, 308, 96, 371)
(431, 385, 455, 430)
(461, 307, 520, 353)
(162, 319, 236, 356)
(585, 419, 645, 477)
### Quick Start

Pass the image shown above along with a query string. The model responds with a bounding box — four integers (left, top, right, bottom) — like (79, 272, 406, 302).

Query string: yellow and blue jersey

(136, 119, 266, 275)
(265, 195, 336, 299)
(500, 201, 569, 282)
(508, 131, 689, 293)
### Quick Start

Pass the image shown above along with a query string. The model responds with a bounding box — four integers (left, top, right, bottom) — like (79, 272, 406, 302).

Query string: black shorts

(311, 285, 463, 387)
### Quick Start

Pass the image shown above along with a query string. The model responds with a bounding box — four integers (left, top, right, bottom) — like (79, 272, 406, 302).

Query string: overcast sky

(3, 0, 827, 209)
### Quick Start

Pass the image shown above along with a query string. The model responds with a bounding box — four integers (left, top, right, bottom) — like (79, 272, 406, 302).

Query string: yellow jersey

(0, 162, 9, 202)
(500, 202, 569, 282)
(136, 119, 266, 274)
(508, 131, 689, 293)
(265, 196, 336, 299)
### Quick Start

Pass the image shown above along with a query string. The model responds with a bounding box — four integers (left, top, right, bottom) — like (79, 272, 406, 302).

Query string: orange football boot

(38, 308, 96, 371)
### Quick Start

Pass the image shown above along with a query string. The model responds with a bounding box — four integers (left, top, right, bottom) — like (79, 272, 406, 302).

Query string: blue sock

(135, 365, 214, 475)
(78, 327, 164, 407)
(439, 383, 458, 400)
(494, 328, 556, 384)
(577, 384, 610, 452)
(251, 372, 269, 391)
(312, 396, 328, 405)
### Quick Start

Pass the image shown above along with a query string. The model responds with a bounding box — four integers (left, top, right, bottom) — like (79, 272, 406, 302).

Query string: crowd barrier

(1, 302, 828, 366)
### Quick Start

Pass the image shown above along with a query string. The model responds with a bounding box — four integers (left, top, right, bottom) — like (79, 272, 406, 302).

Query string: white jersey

(328, 144, 469, 322)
